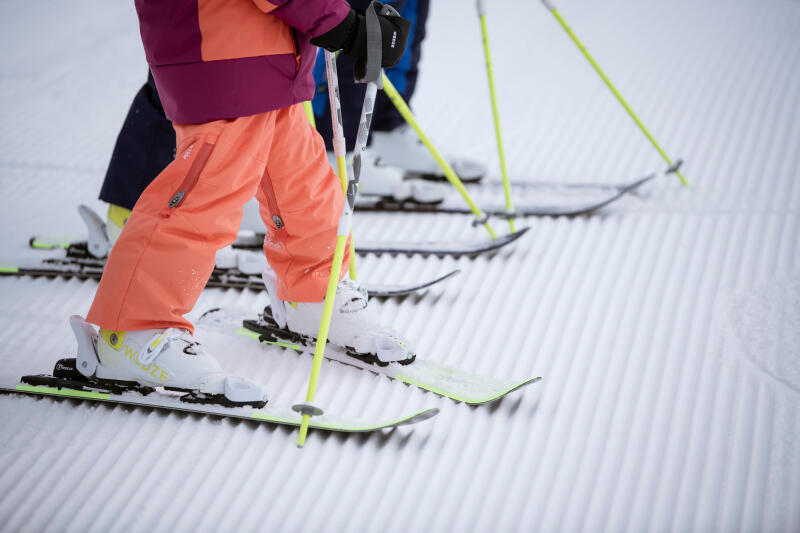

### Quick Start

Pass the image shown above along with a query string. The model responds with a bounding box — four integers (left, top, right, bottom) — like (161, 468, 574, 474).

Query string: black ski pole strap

(358, 1, 393, 85)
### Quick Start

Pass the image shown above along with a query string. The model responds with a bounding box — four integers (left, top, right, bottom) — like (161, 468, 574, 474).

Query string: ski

(233, 227, 530, 257)
(359, 161, 682, 217)
(31, 227, 528, 258)
(198, 307, 541, 405)
(2, 358, 439, 434)
(0, 252, 459, 298)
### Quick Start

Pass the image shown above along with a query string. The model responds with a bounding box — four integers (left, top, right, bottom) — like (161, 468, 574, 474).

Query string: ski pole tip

(297, 415, 310, 447)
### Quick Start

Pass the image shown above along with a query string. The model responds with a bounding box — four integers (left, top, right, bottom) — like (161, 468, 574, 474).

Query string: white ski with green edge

(2, 382, 438, 434)
(199, 308, 541, 405)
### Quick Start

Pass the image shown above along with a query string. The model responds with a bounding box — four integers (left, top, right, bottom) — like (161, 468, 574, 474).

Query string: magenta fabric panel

(134, 0, 202, 65)
(151, 54, 316, 124)
(268, 0, 351, 37)
(134, 0, 349, 123)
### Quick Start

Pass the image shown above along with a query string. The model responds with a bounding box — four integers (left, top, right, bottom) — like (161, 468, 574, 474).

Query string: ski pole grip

(358, 1, 389, 84)
(541, 0, 556, 11)
(476, 0, 487, 16)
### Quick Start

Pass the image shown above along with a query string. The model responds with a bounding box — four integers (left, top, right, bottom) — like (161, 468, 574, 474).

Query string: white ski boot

(327, 150, 446, 204)
(77, 203, 131, 259)
(70, 315, 268, 407)
(262, 269, 415, 365)
(370, 125, 487, 182)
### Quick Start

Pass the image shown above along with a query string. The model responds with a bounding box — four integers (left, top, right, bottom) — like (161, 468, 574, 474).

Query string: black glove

(311, 4, 411, 71)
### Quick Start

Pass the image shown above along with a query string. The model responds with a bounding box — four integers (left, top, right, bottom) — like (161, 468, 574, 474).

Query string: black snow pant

(98, 72, 175, 210)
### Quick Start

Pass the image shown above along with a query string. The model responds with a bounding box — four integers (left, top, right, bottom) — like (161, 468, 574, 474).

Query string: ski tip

(460, 376, 543, 406)
(399, 407, 439, 426)
(442, 269, 461, 281)
(492, 226, 531, 246)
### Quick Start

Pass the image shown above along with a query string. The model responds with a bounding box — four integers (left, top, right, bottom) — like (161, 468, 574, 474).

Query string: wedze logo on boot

(124, 345, 169, 383)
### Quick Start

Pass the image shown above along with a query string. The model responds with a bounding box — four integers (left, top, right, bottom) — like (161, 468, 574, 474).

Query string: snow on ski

(197, 307, 541, 405)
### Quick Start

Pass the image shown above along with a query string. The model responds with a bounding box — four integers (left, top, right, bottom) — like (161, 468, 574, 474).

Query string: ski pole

(346, 1, 393, 281)
(323, 52, 358, 281)
(540, 0, 689, 187)
(296, 49, 354, 448)
(477, 0, 515, 232)
(382, 75, 497, 238)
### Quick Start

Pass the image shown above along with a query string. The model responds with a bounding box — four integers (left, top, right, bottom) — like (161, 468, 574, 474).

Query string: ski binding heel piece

(78, 205, 111, 259)
(374, 336, 413, 363)
(223, 376, 269, 406)
(69, 314, 99, 378)
(180, 376, 268, 409)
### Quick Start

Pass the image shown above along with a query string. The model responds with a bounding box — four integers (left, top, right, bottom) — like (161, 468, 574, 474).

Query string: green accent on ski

(236, 327, 301, 351)
(31, 239, 69, 249)
(16, 383, 110, 400)
(394, 374, 541, 405)
(239, 324, 541, 404)
(0, 266, 20, 273)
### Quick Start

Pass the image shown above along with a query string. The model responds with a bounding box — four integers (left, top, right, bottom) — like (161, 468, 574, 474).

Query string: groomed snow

(0, 0, 798, 531)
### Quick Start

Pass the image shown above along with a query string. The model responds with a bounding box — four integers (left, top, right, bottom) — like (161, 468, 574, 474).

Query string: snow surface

(1, 0, 799, 531)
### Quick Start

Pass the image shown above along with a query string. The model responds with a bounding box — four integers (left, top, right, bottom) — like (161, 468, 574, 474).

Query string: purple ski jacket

(134, 0, 350, 124)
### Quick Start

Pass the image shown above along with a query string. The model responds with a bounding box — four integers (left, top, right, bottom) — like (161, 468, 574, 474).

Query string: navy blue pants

(99, 0, 429, 209)
(99, 73, 176, 210)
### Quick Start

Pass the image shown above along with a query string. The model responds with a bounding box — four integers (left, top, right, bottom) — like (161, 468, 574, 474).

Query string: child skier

(75, 0, 414, 407)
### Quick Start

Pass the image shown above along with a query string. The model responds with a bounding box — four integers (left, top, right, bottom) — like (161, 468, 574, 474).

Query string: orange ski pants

(86, 103, 350, 333)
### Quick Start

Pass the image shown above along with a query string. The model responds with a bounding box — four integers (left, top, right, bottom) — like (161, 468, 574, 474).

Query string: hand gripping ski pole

(351, 2, 387, 190)
(296, 2, 388, 447)
(295, 49, 353, 447)
(540, 0, 689, 187)
(477, 0, 516, 231)
(382, 76, 497, 238)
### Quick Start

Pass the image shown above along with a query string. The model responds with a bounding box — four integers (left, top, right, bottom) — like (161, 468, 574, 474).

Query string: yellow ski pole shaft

(296, 232, 349, 447)
(382, 74, 497, 238)
(297, 50, 353, 447)
(345, 78, 381, 283)
(325, 51, 358, 281)
(302, 100, 316, 129)
(477, 0, 515, 232)
(540, 0, 689, 188)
